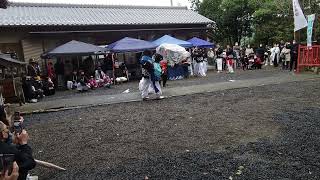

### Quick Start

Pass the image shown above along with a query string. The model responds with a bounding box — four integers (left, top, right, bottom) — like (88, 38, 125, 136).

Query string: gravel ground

(25, 79, 320, 180)
(44, 68, 287, 101)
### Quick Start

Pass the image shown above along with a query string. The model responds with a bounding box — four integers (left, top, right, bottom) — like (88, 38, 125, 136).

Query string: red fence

(297, 45, 320, 73)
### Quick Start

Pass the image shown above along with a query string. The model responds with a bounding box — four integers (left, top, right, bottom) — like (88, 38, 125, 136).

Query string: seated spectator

(114, 63, 128, 84)
(103, 54, 114, 78)
(22, 76, 43, 103)
(88, 76, 98, 89)
(77, 71, 89, 92)
(95, 67, 112, 88)
(66, 70, 78, 90)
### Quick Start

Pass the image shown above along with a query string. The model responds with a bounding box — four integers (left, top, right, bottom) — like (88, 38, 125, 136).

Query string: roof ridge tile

(8, 2, 188, 10)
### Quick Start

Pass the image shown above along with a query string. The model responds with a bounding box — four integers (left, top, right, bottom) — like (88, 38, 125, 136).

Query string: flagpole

(295, 0, 302, 42)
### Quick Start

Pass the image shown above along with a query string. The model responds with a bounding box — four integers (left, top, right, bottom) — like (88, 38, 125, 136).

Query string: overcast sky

(11, 0, 191, 7)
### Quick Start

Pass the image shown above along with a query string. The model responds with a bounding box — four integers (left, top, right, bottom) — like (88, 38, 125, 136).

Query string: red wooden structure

(297, 45, 320, 73)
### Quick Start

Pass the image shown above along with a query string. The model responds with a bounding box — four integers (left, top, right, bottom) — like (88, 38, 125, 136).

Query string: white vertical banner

(307, 14, 316, 48)
(293, 0, 308, 32)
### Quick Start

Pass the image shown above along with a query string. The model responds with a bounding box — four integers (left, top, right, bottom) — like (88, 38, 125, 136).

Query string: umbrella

(156, 43, 191, 66)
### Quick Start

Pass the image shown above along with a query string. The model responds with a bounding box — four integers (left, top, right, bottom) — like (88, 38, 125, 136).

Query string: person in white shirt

(207, 48, 215, 66)
(245, 44, 254, 57)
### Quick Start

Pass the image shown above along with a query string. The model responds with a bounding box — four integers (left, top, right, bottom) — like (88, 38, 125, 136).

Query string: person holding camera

(0, 119, 36, 180)
(0, 162, 19, 180)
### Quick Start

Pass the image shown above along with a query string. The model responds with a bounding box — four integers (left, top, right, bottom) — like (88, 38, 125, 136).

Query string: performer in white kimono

(193, 48, 207, 76)
(274, 44, 280, 67)
(267, 44, 280, 67)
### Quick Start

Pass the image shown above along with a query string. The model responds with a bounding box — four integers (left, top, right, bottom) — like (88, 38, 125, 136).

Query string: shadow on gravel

(52, 108, 320, 180)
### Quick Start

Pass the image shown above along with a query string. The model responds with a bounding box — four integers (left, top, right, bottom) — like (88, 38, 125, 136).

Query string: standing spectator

(226, 45, 234, 73)
(34, 61, 41, 76)
(193, 48, 201, 76)
(279, 40, 285, 65)
(290, 40, 299, 72)
(47, 61, 55, 80)
(216, 45, 224, 73)
(240, 46, 248, 70)
(64, 60, 73, 84)
(201, 48, 208, 76)
(27, 59, 37, 78)
(54, 59, 65, 89)
(103, 54, 114, 78)
(83, 56, 95, 75)
(245, 44, 254, 57)
(207, 48, 215, 66)
(255, 44, 266, 63)
(233, 42, 241, 69)
(160, 59, 168, 87)
(280, 43, 291, 70)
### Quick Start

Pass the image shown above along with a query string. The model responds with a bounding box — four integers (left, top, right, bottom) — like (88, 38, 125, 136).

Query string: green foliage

(191, 0, 320, 46)
(0, 0, 8, 9)
(189, 0, 201, 11)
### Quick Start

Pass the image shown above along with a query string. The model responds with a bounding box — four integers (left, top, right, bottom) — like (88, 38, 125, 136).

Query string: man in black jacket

(0, 122, 36, 180)
(290, 40, 299, 71)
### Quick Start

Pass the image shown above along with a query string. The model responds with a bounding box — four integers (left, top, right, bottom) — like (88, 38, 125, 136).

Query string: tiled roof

(0, 2, 213, 26)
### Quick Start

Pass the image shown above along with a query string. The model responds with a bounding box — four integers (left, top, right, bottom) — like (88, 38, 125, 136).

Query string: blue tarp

(152, 35, 193, 48)
(187, 37, 214, 48)
(107, 37, 158, 53)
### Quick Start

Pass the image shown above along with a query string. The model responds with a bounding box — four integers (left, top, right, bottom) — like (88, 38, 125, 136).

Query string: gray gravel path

(25, 79, 320, 179)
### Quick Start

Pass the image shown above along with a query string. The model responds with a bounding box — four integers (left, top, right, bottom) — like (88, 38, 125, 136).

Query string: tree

(189, 0, 201, 11)
(252, 0, 294, 44)
(194, 0, 255, 45)
(191, 0, 320, 46)
(0, 0, 8, 9)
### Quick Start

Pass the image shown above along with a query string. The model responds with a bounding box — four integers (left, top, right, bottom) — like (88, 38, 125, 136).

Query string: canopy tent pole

(112, 53, 116, 84)
(122, 53, 126, 64)
(11, 67, 14, 79)
(17, 65, 20, 77)
(44, 58, 48, 76)
(77, 56, 80, 69)
(94, 55, 97, 69)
